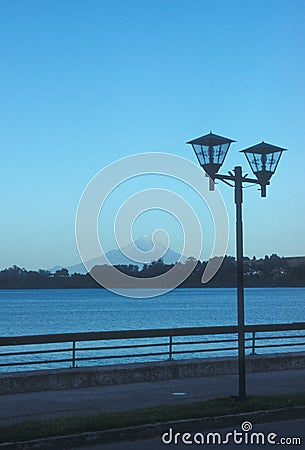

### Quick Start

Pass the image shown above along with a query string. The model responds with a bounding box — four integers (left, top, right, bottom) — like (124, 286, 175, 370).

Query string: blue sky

(0, 0, 304, 271)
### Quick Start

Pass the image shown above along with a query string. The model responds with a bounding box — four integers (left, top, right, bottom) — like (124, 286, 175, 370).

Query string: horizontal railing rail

(0, 322, 305, 371)
(0, 325, 239, 346)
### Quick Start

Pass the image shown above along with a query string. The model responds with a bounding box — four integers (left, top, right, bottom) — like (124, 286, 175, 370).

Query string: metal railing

(0, 322, 305, 371)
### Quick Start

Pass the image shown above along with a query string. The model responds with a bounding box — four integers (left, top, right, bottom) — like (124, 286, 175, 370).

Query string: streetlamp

(187, 132, 286, 399)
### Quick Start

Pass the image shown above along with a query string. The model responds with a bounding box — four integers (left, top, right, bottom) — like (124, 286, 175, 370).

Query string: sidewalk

(1, 367, 305, 425)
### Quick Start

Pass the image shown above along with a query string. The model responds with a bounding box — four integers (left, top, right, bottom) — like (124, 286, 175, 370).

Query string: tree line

(0, 254, 304, 289)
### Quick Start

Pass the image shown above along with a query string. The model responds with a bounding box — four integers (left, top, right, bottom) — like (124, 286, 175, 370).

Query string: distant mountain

(49, 265, 64, 272)
(66, 235, 184, 274)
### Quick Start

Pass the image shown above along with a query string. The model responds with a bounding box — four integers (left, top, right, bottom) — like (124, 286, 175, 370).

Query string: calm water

(0, 287, 304, 336)
(0, 288, 304, 371)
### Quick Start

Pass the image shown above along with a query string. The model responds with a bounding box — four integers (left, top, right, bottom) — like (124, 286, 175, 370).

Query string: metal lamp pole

(187, 133, 287, 399)
(234, 166, 246, 399)
(216, 166, 253, 399)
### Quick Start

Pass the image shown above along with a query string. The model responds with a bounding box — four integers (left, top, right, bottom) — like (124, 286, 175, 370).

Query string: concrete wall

(0, 352, 305, 395)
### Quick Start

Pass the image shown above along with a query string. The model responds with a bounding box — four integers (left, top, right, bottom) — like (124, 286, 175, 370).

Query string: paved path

(0, 368, 305, 425)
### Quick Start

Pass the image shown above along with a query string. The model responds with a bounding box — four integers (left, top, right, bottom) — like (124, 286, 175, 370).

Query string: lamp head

(240, 141, 287, 184)
(187, 132, 235, 178)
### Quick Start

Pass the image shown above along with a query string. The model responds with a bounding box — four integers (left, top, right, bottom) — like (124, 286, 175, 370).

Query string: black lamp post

(187, 132, 286, 399)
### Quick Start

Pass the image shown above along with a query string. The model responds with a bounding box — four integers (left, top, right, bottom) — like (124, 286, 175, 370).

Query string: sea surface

(0, 288, 304, 371)
(0, 287, 304, 336)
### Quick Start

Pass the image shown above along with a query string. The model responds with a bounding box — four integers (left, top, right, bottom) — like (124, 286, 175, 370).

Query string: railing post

(71, 341, 76, 368)
(251, 332, 256, 355)
(169, 335, 173, 361)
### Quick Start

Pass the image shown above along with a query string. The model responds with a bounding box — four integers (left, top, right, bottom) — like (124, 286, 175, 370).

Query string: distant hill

(285, 256, 305, 267)
(2, 253, 305, 289)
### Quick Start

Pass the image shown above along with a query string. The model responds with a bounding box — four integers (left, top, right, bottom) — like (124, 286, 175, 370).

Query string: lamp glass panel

(193, 142, 230, 168)
(246, 151, 281, 174)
